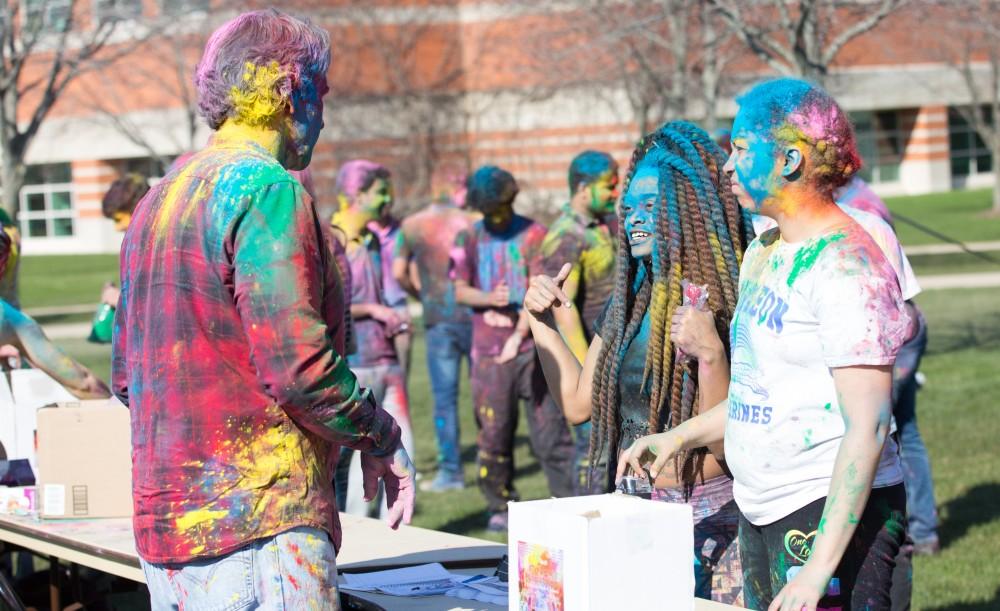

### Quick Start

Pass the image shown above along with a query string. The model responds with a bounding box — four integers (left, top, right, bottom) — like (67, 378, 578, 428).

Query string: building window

(123, 156, 170, 179)
(94, 0, 142, 23)
(19, 163, 74, 239)
(24, 0, 72, 32)
(949, 106, 993, 178)
(160, 0, 208, 15)
(852, 110, 904, 184)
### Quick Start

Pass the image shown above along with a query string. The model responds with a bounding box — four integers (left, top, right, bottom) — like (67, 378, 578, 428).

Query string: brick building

(15, 1, 995, 254)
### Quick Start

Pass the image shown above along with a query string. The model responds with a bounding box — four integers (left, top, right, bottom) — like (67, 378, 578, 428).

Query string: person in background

(113, 11, 414, 609)
(525, 123, 752, 605)
(0, 217, 111, 398)
(621, 78, 910, 611)
(539, 150, 619, 494)
(451, 165, 575, 532)
(99, 173, 150, 309)
(367, 174, 413, 379)
(837, 176, 938, 610)
(332, 159, 415, 517)
(393, 170, 475, 492)
(0, 210, 20, 307)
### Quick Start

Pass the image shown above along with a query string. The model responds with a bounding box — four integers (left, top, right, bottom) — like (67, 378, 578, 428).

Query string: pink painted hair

(194, 9, 330, 130)
(335, 160, 390, 202)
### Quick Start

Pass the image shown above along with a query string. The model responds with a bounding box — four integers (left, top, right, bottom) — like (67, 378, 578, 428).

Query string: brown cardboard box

(36, 400, 132, 519)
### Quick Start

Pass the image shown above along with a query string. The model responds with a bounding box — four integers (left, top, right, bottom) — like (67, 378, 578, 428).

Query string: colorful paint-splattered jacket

(112, 128, 401, 564)
(540, 204, 616, 337)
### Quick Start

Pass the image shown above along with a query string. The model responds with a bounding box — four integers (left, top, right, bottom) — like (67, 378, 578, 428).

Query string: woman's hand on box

(616, 431, 685, 484)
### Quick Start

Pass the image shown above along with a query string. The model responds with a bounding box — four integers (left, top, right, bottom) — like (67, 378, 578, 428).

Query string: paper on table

(341, 562, 461, 596)
(445, 576, 508, 606)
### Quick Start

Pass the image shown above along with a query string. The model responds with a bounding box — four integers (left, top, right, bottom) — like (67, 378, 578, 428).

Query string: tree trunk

(993, 134, 1000, 213)
(1, 158, 24, 223)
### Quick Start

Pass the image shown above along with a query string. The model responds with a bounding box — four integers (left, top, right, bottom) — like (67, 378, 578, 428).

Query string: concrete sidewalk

(903, 240, 1000, 256)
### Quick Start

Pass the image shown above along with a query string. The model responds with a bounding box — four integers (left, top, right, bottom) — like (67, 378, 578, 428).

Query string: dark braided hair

(588, 121, 754, 493)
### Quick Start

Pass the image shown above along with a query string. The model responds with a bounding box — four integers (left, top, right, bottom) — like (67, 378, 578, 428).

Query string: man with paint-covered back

(112, 10, 415, 609)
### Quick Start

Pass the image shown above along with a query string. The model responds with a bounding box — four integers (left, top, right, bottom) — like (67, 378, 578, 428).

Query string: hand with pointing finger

(524, 263, 573, 320)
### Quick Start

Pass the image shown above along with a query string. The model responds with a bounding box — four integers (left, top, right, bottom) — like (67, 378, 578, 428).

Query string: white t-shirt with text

(725, 222, 910, 525)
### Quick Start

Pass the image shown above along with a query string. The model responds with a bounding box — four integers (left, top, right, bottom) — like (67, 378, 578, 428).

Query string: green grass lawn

(19, 254, 119, 311)
(51, 285, 1000, 610)
(886, 188, 1000, 248)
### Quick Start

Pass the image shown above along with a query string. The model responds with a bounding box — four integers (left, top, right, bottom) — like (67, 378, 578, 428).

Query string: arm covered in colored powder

(616, 397, 729, 483)
(1, 302, 111, 399)
(524, 263, 601, 424)
(232, 180, 400, 456)
(550, 263, 589, 363)
(771, 365, 894, 609)
(391, 230, 420, 299)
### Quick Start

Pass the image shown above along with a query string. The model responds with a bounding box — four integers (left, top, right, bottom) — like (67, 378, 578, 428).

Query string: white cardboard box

(508, 494, 694, 611)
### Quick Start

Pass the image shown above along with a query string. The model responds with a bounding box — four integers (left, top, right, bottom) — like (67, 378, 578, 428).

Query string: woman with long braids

(524, 121, 754, 605)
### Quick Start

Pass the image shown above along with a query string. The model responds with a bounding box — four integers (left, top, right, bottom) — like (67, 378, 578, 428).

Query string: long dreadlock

(588, 121, 754, 494)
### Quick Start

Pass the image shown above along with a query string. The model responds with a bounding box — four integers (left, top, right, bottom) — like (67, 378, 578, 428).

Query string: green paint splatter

(786, 231, 846, 287)
(823, 402, 832, 411)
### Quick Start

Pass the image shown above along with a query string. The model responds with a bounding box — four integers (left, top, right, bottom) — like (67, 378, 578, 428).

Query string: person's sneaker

(420, 471, 465, 493)
(913, 537, 940, 556)
(486, 512, 509, 533)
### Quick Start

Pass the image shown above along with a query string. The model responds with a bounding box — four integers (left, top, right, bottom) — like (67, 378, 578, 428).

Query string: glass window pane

(976, 153, 992, 173)
(24, 166, 43, 185)
(51, 191, 72, 211)
(950, 130, 970, 152)
(25, 193, 46, 212)
(952, 155, 971, 177)
(52, 217, 74, 237)
(48, 163, 72, 183)
(27, 219, 47, 238)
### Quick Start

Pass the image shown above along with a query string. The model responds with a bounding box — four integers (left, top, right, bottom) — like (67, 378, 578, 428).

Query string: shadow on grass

(920, 585, 1000, 611)
(938, 482, 1000, 551)
(927, 311, 1000, 356)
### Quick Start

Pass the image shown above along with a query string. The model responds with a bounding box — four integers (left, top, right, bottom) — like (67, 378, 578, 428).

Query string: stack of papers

(340, 562, 508, 605)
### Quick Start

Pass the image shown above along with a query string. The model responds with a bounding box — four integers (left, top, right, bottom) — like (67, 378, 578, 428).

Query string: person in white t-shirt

(619, 78, 911, 611)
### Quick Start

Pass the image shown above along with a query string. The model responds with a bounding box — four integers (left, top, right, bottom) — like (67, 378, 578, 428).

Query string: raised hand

(489, 281, 510, 308)
(524, 263, 573, 317)
(671, 305, 724, 361)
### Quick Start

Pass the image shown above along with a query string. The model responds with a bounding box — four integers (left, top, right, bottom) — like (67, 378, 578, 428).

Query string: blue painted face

(621, 163, 658, 260)
(723, 113, 783, 214)
(285, 72, 328, 171)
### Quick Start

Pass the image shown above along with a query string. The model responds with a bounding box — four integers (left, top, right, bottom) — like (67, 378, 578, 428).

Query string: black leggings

(739, 484, 907, 611)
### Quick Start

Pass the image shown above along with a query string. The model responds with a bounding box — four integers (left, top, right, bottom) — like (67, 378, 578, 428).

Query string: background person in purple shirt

(451, 165, 574, 533)
(367, 177, 414, 379)
(332, 159, 414, 519)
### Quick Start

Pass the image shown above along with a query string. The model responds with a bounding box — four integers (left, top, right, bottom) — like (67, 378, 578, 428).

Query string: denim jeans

(141, 526, 339, 610)
(892, 306, 938, 544)
(425, 321, 471, 477)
